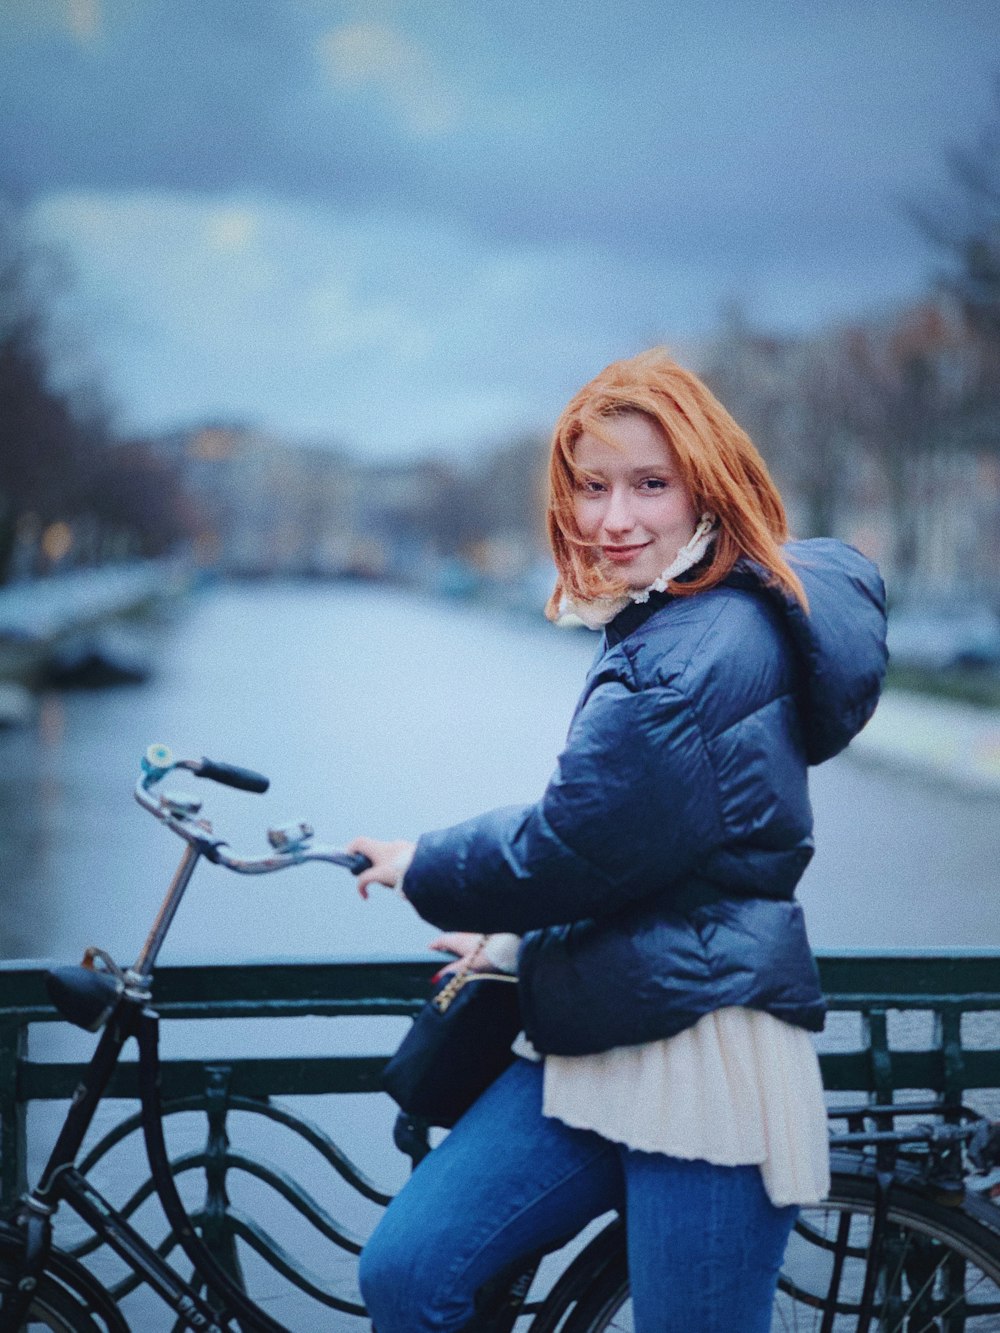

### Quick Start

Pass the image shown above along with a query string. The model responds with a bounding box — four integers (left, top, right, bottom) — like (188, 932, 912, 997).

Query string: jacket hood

(725, 538, 888, 765)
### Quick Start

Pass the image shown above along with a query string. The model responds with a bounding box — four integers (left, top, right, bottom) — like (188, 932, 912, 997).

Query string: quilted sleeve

(401, 681, 724, 935)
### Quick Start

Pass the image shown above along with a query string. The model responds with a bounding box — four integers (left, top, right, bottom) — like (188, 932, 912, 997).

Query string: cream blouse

(485, 935, 830, 1208)
(393, 866, 829, 1208)
(392, 527, 834, 1206)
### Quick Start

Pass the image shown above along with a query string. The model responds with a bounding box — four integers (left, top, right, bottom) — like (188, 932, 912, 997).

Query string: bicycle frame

(0, 748, 385, 1330)
(0, 747, 381, 1330)
(2, 853, 290, 1331)
(7, 746, 999, 1332)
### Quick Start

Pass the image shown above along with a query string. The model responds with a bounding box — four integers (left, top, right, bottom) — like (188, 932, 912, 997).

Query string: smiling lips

(602, 542, 652, 564)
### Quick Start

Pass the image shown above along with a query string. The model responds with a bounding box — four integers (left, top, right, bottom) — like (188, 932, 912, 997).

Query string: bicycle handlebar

(194, 757, 270, 793)
(212, 845, 374, 876)
(135, 744, 372, 876)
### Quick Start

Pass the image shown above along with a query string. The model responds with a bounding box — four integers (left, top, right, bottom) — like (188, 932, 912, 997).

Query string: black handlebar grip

(345, 853, 373, 876)
(196, 758, 270, 794)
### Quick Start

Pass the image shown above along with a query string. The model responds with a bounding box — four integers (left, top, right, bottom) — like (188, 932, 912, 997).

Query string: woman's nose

(602, 487, 635, 535)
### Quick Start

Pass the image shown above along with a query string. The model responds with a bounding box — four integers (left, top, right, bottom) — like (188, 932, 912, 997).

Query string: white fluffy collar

(559, 514, 718, 630)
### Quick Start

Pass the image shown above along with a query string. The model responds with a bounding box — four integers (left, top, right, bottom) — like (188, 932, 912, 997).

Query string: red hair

(545, 348, 807, 619)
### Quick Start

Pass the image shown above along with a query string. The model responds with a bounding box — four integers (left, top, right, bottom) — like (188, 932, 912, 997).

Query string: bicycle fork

(0, 998, 140, 1330)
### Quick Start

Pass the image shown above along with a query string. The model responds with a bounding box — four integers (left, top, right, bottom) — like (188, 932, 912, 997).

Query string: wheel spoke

(886, 1245, 950, 1333)
(907, 1266, 994, 1333)
(771, 1185, 1000, 1333)
(879, 1224, 916, 1333)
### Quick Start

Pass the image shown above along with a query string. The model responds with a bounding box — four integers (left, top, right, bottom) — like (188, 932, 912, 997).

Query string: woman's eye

(578, 479, 605, 494)
(640, 477, 668, 492)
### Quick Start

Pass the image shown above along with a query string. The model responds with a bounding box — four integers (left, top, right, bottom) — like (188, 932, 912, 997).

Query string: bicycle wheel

(557, 1165, 1000, 1331)
(0, 1259, 101, 1332)
(0, 1232, 127, 1333)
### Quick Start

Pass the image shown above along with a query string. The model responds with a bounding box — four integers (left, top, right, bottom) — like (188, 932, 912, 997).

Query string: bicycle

(2, 747, 1000, 1331)
(550, 1107, 1000, 1331)
(0, 745, 376, 1332)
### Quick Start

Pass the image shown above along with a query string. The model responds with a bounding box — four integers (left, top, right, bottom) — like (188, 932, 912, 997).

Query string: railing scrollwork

(2, 951, 1000, 1325)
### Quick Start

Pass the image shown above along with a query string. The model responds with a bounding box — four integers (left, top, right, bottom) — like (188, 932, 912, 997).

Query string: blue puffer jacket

(403, 538, 888, 1056)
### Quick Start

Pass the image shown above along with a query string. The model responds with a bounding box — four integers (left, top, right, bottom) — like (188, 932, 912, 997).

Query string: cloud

(318, 20, 463, 137)
(205, 207, 258, 254)
(3, 0, 101, 42)
(2, 0, 996, 272)
(66, 0, 101, 43)
(8, 2, 1000, 453)
(28, 188, 711, 451)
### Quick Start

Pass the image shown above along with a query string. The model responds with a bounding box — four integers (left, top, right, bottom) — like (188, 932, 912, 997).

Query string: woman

(349, 349, 887, 1332)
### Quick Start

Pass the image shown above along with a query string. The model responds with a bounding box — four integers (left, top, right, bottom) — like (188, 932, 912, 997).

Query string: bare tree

(833, 305, 972, 594)
(0, 201, 192, 581)
(911, 74, 1000, 356)
(0, 208, 81, 579)
(700, 309, 849, 538)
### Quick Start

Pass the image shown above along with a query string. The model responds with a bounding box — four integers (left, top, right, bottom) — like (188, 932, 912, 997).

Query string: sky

(1, 0, 998, 457)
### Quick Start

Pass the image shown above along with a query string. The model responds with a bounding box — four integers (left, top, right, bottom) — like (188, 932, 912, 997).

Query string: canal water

(3, 582, 999, 1328)
(2, 580, 998, 963)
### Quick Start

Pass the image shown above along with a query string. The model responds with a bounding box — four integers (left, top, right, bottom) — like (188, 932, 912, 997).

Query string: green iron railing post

(863, 1007, 893, 1105)
(937, 1007, 966, 1109)
(201, 1064, 246, 1300)
(0, 1018, 28, 1209)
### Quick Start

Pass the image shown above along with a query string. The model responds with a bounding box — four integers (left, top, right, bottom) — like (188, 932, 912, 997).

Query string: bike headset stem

(26, 754, 335, 1198)
(129, 840, 204, 989)
(128, 747, 370, 987)
(126, 752, 234, 989)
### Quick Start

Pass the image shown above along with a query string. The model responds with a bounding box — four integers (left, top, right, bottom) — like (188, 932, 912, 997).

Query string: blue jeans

(360, 1059, 797, 1332)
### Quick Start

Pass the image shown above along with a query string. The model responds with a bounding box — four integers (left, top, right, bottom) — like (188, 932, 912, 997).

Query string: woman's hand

(345, 836, 416, 899)
(428, 932, 490, 978)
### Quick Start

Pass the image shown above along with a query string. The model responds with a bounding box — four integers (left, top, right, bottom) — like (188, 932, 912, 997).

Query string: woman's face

(572, 412, 699, 591)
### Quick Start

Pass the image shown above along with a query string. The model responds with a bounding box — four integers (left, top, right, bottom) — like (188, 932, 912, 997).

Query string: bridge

(2, 951, 999, 1323)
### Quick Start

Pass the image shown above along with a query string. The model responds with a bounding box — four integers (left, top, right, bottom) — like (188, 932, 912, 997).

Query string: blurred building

(147, 426, 361, 577)
(701, 298, 1000, 607)
(143, 424, 551, 593)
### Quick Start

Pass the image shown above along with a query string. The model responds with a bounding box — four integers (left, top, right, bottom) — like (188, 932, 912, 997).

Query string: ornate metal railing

(2, 950, 1000, 1323)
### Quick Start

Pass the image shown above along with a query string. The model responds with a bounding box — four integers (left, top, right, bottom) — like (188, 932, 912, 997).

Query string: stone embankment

(0, 561, 189, 724)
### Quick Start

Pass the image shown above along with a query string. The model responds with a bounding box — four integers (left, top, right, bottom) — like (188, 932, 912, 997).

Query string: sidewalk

(851, 688, 1000, 795)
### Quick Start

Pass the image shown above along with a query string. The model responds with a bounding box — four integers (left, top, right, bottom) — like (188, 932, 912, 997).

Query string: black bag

(381, 970, 522, 1128)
